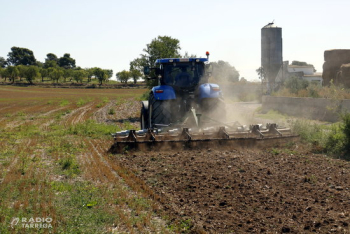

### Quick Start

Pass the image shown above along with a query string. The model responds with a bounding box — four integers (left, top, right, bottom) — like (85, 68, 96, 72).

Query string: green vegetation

(1, 47, 113, 85)
(284, 76, 309, 94)
(273, 79, 350, 99)
(290, 113, 350, 159)
(0, 87, 181, 233)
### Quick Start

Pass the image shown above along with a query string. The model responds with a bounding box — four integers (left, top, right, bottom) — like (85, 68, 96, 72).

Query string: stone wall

(262, 96, 350, 122)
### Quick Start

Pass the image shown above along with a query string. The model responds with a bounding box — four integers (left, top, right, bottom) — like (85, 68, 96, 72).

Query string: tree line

(0, 47, 113, 85)
(1, 38, 240, 86)
(115, 35, 240, 85)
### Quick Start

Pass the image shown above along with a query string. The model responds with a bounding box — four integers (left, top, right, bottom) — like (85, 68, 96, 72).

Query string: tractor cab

(156, 58, 208, 89)
(144, 57, 210, 90)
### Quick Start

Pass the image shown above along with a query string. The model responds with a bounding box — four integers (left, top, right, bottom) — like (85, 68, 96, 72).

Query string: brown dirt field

(115, 148, 350, 233)
(108, 102, 350, 233)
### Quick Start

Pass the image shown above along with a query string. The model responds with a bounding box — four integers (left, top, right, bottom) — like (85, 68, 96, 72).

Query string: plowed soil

(112, 102, 350, 233)
(116, 148, 350, 233)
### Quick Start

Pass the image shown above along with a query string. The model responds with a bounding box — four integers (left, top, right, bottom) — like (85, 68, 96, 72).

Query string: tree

(48, 67, 63, 83)
(6, 66, 19, 83)
(86, 68, 95, 83)
(131, 35, 181, 87)
(142, 35, 181, 67)
(284, 76, 309, 94)
(72, 69, 86, 83)
(16, 65, 28, 81)
(62, 69, 73, 83)
(0, 67, 3, 80)
(44, 53, 59, 68)
(46, 53, 58, 63)
(93, 68, 108, 86)
(129, 69, 142, 84)
(0, 57, 7, 68)
(40, 68, 49, 82)
(291, 60, 316, 72)
(58, 53, 76, 69)
(182, 52, 197, 58)
(211, 60, 239, 82)
(1, 67, 9, 81)
(130, 59, 144, 84)
(24, 66, 40, 84)
(116, 70, 130, 84)
(105, 69, 113, 82)
(7, 46, 36, 66)
(256, 67, 266, 80)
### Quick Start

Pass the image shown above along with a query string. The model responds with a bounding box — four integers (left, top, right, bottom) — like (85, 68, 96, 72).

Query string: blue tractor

(140, 52, 226, 130)
(110, 52, 297, 153)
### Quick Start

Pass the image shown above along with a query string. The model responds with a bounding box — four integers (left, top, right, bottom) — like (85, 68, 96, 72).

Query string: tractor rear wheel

(149, 93, 172, 128)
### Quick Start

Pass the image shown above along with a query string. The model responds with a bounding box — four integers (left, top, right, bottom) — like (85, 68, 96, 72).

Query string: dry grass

(0, 86, 175, 233)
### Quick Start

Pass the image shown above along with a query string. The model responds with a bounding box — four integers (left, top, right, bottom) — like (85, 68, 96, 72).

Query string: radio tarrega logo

(10, 217, 19, 228)
(10, 217, 53, 229)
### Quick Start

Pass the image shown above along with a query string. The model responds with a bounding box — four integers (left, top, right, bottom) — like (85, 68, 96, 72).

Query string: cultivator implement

(109, 123, 298, 153)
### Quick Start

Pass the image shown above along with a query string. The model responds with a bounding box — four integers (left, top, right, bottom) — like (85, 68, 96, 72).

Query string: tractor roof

(155, 58, 208, 64)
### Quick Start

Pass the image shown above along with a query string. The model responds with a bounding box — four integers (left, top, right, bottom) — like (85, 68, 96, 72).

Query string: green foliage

(129, 69, 142, 84)
(325, 124, 345, 155)
(76, 98, 89, 107)
(108, 108, 115, 115)
(131, 35, 182, 88)
(342, 113, 350, 155)
(7, 46, 36, 66)
(256, 66, 265, 80)
(24, 66, 40, 84)
(291, 60, 316, 72)
(326, 113, 350, 158)
(44, 53, 58, 67)
(93, 67, 108, 85)
(68, 119, 118, 138)
(59, 99, 70, 107)
(291, 113, 350, 159)
(6, 66, 19, 83)
(139, 91, 150, 101)
(211, 60, 240, 82)
(58, 155, 81, 177)
(290, 119, 328, 145)
(72, 69, 86, 83)
(51, 181, 115, 233)
(0, 56, 7, 68)
(116, 70, 130, 83)
(284, 76, 309, 94)
(48, 67, 64, 83)
(58, 53, 76, 69)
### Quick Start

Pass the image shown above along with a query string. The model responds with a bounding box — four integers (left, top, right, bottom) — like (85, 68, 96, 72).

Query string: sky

(1, 0, 349, 81)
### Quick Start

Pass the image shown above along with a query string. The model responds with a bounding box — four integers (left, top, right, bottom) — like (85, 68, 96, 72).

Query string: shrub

(139, 91, 150, 101)
(108, 108, 115, 115)
(284, 76, 309, 94)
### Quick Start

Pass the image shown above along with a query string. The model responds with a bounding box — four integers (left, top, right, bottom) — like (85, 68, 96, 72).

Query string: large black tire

(200, 98, 227, 123)
(149, 93, 172, 128)
(140, 101, 149, 129)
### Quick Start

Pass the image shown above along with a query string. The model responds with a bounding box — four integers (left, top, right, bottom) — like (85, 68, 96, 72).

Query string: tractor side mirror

(144, 66, 150, 75)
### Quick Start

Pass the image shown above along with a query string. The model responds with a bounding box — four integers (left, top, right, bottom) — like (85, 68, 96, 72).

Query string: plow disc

(109, 124, 299, 153)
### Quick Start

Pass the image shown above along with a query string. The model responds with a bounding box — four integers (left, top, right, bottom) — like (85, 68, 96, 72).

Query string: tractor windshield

(163, 62, 205, 88)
